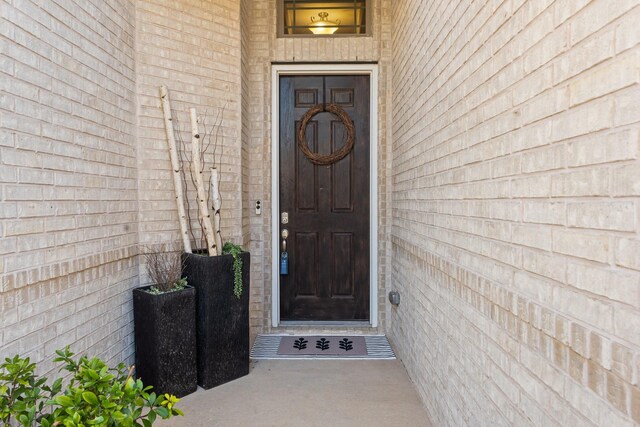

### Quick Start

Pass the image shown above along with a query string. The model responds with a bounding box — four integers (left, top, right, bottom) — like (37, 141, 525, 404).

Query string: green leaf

(155, 407, 169, 418)
(102, 399, 116, 409)
(54, 395, 74, 407)
(82, 391, 99, 405)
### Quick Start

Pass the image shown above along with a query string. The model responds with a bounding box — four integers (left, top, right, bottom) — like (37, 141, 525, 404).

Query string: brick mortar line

(391, 210, 638, 239)
(1, 245, 139, 294)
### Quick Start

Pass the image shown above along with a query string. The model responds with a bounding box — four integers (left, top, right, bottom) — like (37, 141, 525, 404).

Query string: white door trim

(270, 63, 379, 328)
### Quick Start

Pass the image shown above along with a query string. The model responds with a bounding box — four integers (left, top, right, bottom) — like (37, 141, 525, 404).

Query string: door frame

(270, 63, 379, 328)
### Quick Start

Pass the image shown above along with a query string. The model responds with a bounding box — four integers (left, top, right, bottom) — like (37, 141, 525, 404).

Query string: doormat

(251, 335, 396, 360)
(278, 336, 367, 356)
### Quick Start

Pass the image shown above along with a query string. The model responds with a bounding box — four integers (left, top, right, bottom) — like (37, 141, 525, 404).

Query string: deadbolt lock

(281, 212, 289, 224)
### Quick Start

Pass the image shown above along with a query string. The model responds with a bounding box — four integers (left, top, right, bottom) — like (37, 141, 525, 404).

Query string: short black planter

(133, 285, 197, 397)
(182, 251, 250, 389)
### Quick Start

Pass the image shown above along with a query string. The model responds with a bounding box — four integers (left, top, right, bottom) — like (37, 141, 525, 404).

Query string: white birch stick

(159, 85, 192, 253)
(210, 167, 223, 252)
(190, 108, 217, 256)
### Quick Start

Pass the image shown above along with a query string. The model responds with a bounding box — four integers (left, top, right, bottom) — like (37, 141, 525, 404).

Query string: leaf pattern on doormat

(315, 338, 330, 351)
(339, 338, 354, 351)
(293, 337, 308, 351)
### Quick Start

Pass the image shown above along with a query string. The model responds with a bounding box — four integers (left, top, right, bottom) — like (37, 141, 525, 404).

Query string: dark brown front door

(279, 75, 370, 321)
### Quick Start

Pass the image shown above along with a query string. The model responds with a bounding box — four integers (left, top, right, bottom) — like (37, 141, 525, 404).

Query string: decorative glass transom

(282, 0, 367, 36)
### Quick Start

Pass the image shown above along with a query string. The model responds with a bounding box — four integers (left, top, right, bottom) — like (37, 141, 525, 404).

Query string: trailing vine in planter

(222, 242, 244, 298)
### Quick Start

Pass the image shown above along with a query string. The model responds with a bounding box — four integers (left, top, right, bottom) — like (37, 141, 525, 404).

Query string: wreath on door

(297, 103, 355, 166)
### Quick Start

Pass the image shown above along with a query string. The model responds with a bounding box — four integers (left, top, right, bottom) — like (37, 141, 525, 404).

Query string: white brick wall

(0, 0, 138, 369)
(390, 0, 640, 425)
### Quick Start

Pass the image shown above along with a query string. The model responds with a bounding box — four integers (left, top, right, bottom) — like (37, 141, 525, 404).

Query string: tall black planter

(182, 251, 250, 389)
(133, 285, 197, 397)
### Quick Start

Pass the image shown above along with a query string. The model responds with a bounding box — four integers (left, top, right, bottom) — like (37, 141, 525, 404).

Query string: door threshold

(279, 321, 372, 327)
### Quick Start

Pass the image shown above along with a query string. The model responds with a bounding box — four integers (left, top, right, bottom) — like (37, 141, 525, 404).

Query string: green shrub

(0, 347, 182, 427)
(0, 354, 62, 426)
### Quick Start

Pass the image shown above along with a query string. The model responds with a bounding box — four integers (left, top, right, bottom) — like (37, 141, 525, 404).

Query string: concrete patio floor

(158, 359, 432, 426)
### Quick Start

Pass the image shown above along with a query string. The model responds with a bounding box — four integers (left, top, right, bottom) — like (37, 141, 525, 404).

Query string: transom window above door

(280, 0, 368, 36)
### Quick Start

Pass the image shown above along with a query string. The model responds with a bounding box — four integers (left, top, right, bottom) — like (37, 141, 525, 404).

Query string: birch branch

(159, 85, 191, 253)
(210, 167, 223, 252)
(190, 108, 217, 256)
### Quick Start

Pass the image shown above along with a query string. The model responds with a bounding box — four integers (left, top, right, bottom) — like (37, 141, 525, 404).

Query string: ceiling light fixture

(309, 12, 340, 35)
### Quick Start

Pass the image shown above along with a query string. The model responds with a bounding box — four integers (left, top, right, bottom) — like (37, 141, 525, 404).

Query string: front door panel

(279, 75, 370, 321)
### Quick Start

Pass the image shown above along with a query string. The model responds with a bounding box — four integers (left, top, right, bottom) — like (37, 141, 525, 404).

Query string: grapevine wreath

(297, 103, 355, 166)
